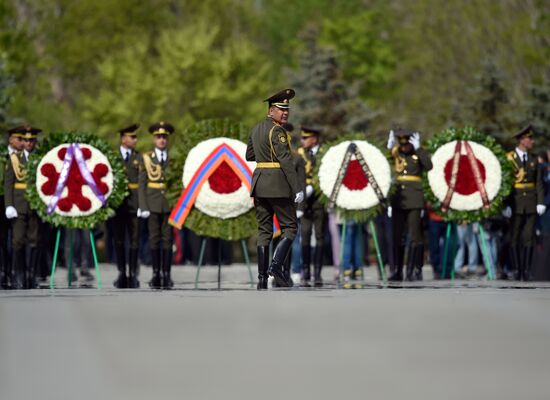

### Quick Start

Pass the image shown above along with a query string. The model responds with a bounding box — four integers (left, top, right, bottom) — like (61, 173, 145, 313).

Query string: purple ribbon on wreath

(47, 143, 107, 215)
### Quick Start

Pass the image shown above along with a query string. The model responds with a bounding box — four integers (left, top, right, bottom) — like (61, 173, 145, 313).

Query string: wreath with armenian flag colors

(315, 133, 391, 223)
(425, 127, 513, 222)
(26, 132, 128, 229)
(167, 119, 257, 240)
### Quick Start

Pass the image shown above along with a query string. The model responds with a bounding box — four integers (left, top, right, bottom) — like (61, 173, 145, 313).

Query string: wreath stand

(193, 237, 254, 289)
(49, 229, 102, 289)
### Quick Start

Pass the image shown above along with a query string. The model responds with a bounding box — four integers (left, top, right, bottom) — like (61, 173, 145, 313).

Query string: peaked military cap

(8, 124, 42, 139)
(300, 126, 321, 138)
(265, 88, 295, 109)
(149, 121, 174, 135)
(514, 124, 534, 139)
(119, 123, 140, 136)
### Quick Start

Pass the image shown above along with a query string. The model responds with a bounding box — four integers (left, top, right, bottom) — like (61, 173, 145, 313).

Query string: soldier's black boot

(413, 245, 424, 281)
(26, 247, 39, 289)
(113, 246, 128, 289)
(301, 245, 311, 286)
(405, 246, 416, 282)
(0, 247, 7, 289)
(510, 246, 522, 281)
(128, 248, 140, 288)
(283, 248, 292, 286)
(389, 245, 404, 281)
(268, 237, 293, 288)
(161, 249, 174, 289)
(149, 249, 161, 289)
(257, 246, 269, 290)
(523, 246, 534, 282)
(12, 249, 25, 290)
(313, 245, 323, 287)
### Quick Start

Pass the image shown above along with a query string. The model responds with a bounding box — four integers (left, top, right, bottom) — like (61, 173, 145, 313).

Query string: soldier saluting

(246, 89, 304, 289)
(503, 125, 545, 281)
(138, 121, 175, 289)
(112, 124, 142, 288)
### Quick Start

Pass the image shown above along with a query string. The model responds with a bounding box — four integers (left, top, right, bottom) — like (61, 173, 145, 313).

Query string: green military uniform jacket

(4, 151, 30, 215)
(507, 150, 544, 214)
(0, 148, 7, 197)
(120, 150, 142, 213)
(138, 150, 171, 213)
(391, 147, 432, 210)
(246, 117, 300, 198)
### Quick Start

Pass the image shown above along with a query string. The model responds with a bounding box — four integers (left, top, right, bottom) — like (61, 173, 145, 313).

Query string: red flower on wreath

(208, 160, 241, 194)
(342, 160, 369, 190)
(40, 146, 110, 212)
(443, 156, 486, 196)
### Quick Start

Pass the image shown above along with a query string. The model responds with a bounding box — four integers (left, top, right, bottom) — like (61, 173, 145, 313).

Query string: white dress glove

(409, 132, 421, 150)
(305, 185, 314, 199)
(5, 206, 18, 219)
(296, 210, 304, 219)
(386, 130, 396, 150)
(536, 204, 547, 216)
(502, 206, 512, 218)
(137, 208, 142, 218)
(294, 191, 304, 204)
(387, 206, 392, 218)
(420, 209, 425, 218)
(140, 210, 151, 219)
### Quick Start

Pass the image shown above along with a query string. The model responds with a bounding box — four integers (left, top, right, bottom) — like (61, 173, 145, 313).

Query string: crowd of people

(2, 88, 550, 290)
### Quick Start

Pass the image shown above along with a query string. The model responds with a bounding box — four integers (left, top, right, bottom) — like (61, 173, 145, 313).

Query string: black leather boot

(523, 246, 534, 282)
(510, 246, 522, 281)
(413, 245, 424, 281)
(313, 245, 323, 287)
(268, 237, 293, 287)
(301, 245, 311, 286)
(149, 249, 161, 289)
(128, 248, 140, 288)
(0, 246, 8, 289)
(12, 249, 25, 290)
(113, 245, 128, 289)
(257, 246, 269, 290)
(389, 245, 404, 281)
(161, 249, 174, 289)
(405, 245, 416, 282)
(26, 247, 39, 289)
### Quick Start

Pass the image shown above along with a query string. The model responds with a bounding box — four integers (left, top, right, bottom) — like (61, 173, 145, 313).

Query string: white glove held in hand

(5, 206, 18, 219)
(537, 204, 547, 216)
(140, 210, 151, 219)
(294, 191, 304, 204)
(305, 185, 314, 198)
(137, 208, 142, 218)
(409, 132, 421, 150)
(296, 210, 304, 219)
(386, 130, 396, 150)
(502, 206, 512, 218)
(387, 206, 392, 218)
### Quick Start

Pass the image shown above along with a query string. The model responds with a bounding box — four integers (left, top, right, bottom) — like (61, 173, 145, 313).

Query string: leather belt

(14, 183, 27, 189)
(128, 183, 139, 189)
(256, 162, 280, 168)
(396, 175, 421, 182)
(514, 183, 535, 189)
(147, 182, 166, 189)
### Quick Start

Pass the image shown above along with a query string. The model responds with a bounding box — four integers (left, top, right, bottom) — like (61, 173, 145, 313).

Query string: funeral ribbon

(47, 143, 107, 214)
(353, 144, 387, 206)
(464, 141, 490, 209)
(169, 143, 253, 229)
(441, 141, 462, 212)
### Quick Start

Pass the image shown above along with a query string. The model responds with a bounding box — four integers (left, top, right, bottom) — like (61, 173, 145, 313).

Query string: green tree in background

(525, 71, 550, 148)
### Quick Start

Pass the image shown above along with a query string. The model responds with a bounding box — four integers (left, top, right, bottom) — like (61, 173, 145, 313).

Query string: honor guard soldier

(139, 121, 174, 289)
(4, 125, 42, 289)
(387, 129, 432, 281)
(246, 89, 304, 289)
(297, 126, 326, 287)
(112, 124, 142, 288)
(503, 125, 545, 281)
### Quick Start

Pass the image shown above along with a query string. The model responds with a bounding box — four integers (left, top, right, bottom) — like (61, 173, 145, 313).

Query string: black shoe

(161, 249, 174, 289)
(257, 246, 269, 290)
(113, 272, 128, 288)
(313, 246, 323, 287)
(268, 238, 294, 288)
(388, 268, 403, 282)
(149, 249, 162, 289)
(80, 269, 94, 282)
(128, 249, 140, 289)
(113, 245, 128, 288)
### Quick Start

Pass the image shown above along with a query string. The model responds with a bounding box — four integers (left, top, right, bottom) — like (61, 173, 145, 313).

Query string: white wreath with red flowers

(427, 140, 501, 211)
(36, 144, 114, 217)
(182, 137, 255, 219)
(318, 140, 391, 210)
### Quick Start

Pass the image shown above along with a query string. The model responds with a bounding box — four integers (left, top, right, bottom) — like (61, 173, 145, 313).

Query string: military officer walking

(246, 89, 304, 289)
(387, 129, 432, 281)
(297, 126, 326, 287)
(503, 125, 545, 281)
(138, 122, 174, 289)
(4, 125, 42, 289)
(112, 124, 142, 288)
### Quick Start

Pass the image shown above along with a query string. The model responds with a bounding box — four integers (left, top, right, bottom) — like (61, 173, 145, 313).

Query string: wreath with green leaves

(166, 119, 257, 240)
(315, 133, 392, 223)
(424, 127, 513, 223)
(26, 132, 128, 229)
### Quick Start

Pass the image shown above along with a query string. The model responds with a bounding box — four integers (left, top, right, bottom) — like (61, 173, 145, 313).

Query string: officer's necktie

(160, 152, 165, 165)
(522, 153, 527, 167)
(124, 151, 129, 162)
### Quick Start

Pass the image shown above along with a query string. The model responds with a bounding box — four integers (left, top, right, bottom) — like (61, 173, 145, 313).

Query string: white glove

(387, 206, 392, 218)
(5, 206, 18, 219)
(296, 210, 304, 219)
(420, 209, 425, 218)
(502, 206, 512, 218)
(409, 132, 421, 150)
(536, 204, 547, 216)
(386, 130, 396, 150)
(305, 185, 314, 198)
(140, 210, 151, 219)
(137, 208, 142, 218)
(294, 191, 304, 204)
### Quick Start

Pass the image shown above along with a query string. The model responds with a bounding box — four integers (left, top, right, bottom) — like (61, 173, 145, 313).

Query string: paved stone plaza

(1, 264, 550, 400)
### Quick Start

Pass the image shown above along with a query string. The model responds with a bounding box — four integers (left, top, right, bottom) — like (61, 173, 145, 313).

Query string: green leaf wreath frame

(166, 119, 257, 240)
(424, 127, 513, 223)
(26, 132, 128, 229)
(315, 133, 390, 223)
